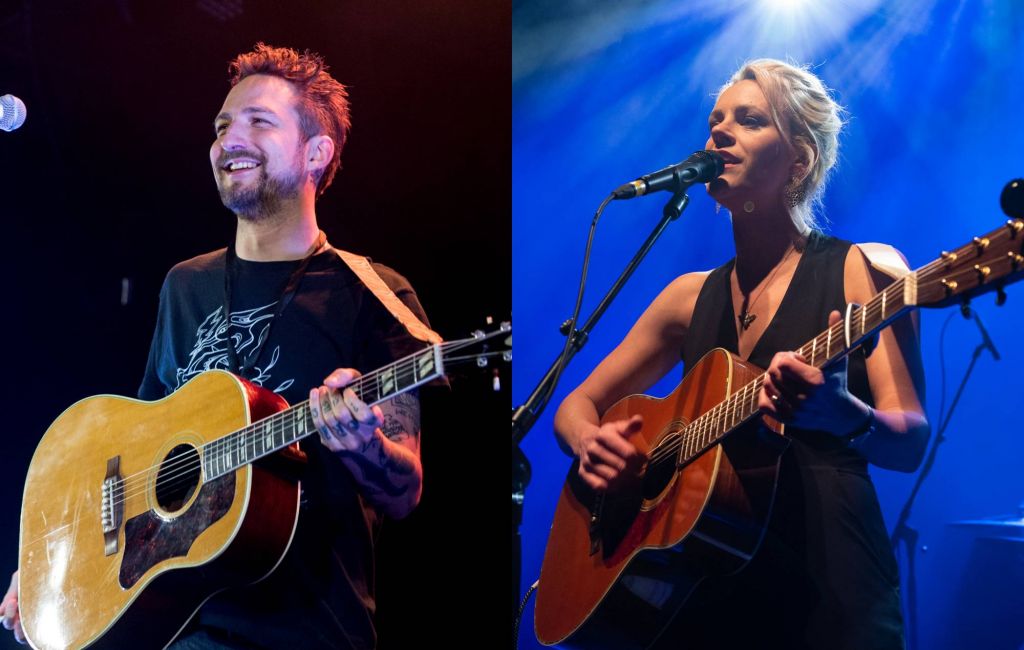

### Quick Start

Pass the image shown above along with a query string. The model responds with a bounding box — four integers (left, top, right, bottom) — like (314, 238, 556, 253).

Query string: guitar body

(18, 370, 303, 650)
(535, 348, 789, 649)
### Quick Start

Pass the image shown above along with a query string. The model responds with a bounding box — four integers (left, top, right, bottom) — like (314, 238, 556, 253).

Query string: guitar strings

(106, 336, 465, 506)
(109, 362, 424, 506)
(643, 284, 906, 470)
(634, 229, 1020, 470)
(108, 360, 420, 507)
(115, 348, 515, 506)
(105, 335, 500, 508)
(646, 291, 890, 468)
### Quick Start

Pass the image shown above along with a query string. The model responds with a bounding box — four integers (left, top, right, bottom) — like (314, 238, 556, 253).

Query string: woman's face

(704, 79, 798, 211)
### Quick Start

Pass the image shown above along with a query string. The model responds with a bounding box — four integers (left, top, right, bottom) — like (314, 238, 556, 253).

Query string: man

(2, 43, 435, 649)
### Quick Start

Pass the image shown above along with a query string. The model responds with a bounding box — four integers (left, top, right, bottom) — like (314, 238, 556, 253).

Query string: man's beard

(218, 160, 304, 222)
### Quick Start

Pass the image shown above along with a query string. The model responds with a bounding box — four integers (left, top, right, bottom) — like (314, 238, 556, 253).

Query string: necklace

(737, 244, 797, 331)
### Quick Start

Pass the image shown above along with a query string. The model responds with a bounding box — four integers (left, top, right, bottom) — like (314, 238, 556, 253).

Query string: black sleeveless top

(683, 230, 873, 471)
(660, 232, 905, 650)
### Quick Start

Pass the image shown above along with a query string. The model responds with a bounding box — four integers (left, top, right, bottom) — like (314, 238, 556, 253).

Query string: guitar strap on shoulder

(855, 242, 915, 356)
(331, 247, 444, 345)
(855, 242, 912, 280)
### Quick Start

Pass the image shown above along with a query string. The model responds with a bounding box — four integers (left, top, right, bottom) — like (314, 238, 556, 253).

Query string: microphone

(613, 150, 725, 199)
(0, 94, 27, 132)
(971, 310, 1000, 361)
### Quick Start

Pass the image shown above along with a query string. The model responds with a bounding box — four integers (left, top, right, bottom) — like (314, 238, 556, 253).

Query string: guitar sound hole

(155, 444, 201, 512)
(642, 440, 678, 501)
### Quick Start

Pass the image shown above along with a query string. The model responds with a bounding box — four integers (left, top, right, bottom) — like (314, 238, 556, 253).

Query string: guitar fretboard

(671, 272, 916, 466)
(202, 343, 444, 479)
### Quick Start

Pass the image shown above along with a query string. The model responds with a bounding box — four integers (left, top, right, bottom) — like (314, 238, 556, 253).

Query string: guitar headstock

(912, 219, 1024, 310)
(440, 318, 511, 389)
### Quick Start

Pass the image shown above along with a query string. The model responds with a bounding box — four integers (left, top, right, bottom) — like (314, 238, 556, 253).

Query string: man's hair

(229, 43, 351, 198)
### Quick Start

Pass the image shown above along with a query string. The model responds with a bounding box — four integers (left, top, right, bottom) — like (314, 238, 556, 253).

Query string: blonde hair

(721, 59, 846, 233)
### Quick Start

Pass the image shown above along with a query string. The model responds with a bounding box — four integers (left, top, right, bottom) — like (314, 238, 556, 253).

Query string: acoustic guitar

(535, 221, 1024, 649)
(17, 324, 509, 650)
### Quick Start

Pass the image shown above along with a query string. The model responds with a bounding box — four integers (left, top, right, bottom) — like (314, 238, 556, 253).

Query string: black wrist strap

(846, 406, 876, 444)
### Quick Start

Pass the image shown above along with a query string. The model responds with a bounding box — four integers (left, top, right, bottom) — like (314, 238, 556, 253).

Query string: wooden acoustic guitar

(535, 221, 1024, 649)
(17, 324, 509, 650)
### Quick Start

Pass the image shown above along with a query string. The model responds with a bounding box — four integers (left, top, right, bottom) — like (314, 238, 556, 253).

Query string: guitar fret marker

(418, 353, 434, 378)
(380, 366, 396, 397)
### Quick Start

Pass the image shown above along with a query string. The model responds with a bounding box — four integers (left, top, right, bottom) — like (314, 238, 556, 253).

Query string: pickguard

(119, 473, 235, 589)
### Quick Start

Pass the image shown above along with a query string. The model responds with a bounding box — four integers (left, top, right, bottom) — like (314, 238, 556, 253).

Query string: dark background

(0, 0, 508, 647)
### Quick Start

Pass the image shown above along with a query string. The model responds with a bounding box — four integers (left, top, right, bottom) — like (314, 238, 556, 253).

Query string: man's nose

(217, 124, 249, 151)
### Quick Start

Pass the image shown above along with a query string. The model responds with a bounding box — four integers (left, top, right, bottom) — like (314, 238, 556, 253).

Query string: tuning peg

(492, 369, 501, 392)
(960, 299, 971, 319)
(559, 318, 573, 335)
(997, 285, 1008, 306)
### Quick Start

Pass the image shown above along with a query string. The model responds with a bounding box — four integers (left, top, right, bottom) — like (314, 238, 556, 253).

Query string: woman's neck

(731, 206, 806, 290)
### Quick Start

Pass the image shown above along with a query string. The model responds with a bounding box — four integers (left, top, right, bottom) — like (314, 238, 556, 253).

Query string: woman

(553, 59, 929, 649)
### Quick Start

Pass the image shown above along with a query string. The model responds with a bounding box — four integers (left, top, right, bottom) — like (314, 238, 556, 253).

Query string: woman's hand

(758, 310, 872, 436)
(576, 415, 648, 493)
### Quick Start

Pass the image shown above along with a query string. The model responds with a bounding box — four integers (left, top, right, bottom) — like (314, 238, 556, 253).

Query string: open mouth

(221, 159, 262, 174)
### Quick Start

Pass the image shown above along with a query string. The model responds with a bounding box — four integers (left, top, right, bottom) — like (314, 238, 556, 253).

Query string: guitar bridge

(101, 456, 124, 556)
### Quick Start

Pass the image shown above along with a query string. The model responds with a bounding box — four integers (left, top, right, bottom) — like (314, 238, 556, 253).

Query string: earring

(784, 178, 804, 207)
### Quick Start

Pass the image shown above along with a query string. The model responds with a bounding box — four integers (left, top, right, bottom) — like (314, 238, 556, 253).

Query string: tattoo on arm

(342, 450, 410, 498)
(334, 391, 421, 506)
(379, 391, 420, 443)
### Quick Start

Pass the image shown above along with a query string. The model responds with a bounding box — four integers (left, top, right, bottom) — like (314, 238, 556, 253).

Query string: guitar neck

(202, 344, 444, 479)
(678, 273, 916, 464)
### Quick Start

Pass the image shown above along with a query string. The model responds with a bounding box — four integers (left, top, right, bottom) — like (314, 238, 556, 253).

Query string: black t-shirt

(140, 247, 432, 649)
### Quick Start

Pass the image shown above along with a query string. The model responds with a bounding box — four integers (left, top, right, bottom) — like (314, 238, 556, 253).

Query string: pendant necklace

(737, 244, 797, 331)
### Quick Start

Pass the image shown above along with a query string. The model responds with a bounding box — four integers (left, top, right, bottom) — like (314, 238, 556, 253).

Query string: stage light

(763, 0, 812, 11)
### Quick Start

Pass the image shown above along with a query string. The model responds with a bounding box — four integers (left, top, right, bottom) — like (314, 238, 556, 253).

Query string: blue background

(514, 1, 1024, 648)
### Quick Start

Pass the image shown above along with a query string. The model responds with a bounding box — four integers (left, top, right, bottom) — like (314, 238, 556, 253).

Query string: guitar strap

(856, 242, 911, 280)
(330, 247, 443, 345)
(223, 231, 328, 378)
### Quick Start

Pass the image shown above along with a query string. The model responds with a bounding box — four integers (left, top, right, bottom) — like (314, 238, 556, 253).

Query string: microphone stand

(890, 309, 994, 650)
(511, 190, 691, 629)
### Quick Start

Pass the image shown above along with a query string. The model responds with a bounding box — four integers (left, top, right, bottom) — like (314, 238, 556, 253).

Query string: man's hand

(309, 368, 423, 519)
(1, 570, 25, 645)
(309, 368, 384, 453)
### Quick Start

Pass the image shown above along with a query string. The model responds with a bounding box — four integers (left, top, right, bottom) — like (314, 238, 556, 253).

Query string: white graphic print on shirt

(175, 303, 295, 394)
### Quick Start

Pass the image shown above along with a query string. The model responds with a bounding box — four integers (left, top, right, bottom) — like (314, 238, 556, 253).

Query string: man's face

(210, 74, 309, 220)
